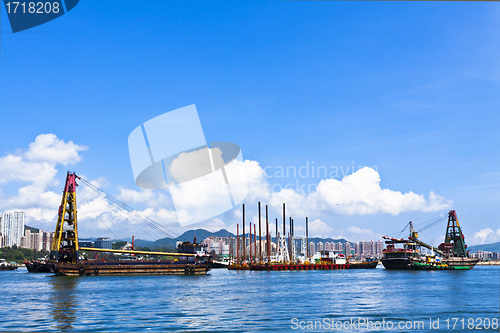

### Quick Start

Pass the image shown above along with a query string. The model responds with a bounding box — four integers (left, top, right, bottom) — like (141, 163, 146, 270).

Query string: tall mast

(258, 201, 262, 263)
(242, 204, 245, 262)
(50, 171, 79, 264)
(444, 210, 467, 257)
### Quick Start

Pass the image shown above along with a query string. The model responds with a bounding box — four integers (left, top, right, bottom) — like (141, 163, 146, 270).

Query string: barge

(381, 211, 478, 270)
(47, 172, 212, 276)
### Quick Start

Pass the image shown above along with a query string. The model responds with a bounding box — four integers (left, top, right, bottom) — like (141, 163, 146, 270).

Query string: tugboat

(381, 237, 418, 269)
(409, 253, 449, 270)
(0, 259, 18, 271)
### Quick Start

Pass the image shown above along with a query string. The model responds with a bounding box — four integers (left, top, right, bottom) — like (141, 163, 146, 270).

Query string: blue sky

(1, 1, 499, 245)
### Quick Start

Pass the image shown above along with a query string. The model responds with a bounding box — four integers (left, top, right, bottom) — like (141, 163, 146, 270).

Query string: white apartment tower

(0, 212, 25, 247)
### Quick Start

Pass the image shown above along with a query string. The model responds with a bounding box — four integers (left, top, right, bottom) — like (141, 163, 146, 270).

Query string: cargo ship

(382, 211, 478, 270)
(46, 172, 212, 276)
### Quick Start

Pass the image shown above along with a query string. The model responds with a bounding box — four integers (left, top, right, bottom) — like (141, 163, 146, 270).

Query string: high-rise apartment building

(309, 242, 315, 255)
(0, 212, 25, 247)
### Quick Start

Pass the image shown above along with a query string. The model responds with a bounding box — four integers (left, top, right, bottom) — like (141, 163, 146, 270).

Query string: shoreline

(476, 260, 500, 265)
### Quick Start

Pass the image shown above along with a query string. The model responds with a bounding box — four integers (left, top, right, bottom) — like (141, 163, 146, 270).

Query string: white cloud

(0, 134, 88, 231)
(238, 164, 452, 218)
(309, 167, 452, 216)
(308, 219, 334, 238)
(0, 154, 58, 187)
(472, 228, 500, 245)
(24, 133, 88, 166)
(0, 135, 455, 241)
(0, 134, 87, 189)
(346, 226, 374, 235)
(1, 185, 60, 209)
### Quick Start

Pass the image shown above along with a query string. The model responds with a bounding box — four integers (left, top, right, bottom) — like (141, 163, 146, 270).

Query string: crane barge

(381, 211, 478, 270)
(46, 171, 212, 276)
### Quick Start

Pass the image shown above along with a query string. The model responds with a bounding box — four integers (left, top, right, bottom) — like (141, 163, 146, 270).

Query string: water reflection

(49, 277, 79, 331)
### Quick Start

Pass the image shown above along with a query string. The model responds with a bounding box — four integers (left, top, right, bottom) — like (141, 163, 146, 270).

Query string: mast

(266, 205, 270, 263)
(242, 204, 245, 262)
(50, 171, 79, 264)
(258, 202, 262, 263)
(444, 210, 468, 257)
(306, 217, 309, 257)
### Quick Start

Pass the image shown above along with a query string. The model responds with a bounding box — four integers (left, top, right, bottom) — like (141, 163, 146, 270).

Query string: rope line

(77, 177, 187, 243)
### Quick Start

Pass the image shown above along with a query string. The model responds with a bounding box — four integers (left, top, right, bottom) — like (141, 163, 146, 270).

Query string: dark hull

(0, 266, 18, 271)
(211, 262, 230, 269)
(381, 258, 411, 270)
(444, 257, 479, 270)
(51, 260, 212, 276)
(25, 261, 51, 273)
(349, 261, 378, 269)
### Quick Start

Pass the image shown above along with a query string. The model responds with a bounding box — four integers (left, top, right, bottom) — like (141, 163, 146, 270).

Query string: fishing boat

(0, 259, 18, 271)
(47, 172, 212, 276)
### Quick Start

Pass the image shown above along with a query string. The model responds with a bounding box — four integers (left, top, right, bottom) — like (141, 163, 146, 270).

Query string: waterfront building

(309, 242, 315, 255)
(79, 239, 93, 248)
(94, 237, 112, 249)
(0, 232, 7, 248)
(345, 242, 352, 256)
(316, 241, 324, 251)
(376, 240, 384, 257)
(20, 229, 54, 251)
(475, 250, 500, 259)
(0, 212, 25, 247)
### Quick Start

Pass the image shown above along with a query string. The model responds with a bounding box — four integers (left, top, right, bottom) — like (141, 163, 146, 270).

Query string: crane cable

(77, 176, 188, 243)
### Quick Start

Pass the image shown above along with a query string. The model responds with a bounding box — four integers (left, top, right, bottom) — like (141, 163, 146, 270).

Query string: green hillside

(468, 242, 500, 253)
(131, 229, 349, 249)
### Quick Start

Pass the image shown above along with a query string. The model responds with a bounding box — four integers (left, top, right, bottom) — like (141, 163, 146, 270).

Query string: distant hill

(468, 242, 500, 253)
(129, 228, 349, 249)
(308, 237, 348, 244)
(25, 225, 40, 233)
(131, 229, 237, 249)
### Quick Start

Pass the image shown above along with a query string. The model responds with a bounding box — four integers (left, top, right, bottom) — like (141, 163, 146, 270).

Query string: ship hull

(349, 261, 378, 269)
(381, 258, 411, 270)
(26, 261, 51, 273)
(51, 260, 211, 276)
(0, 266, 18, 271)
(211, 261, 230, 269)
(443, 257, 479, 270)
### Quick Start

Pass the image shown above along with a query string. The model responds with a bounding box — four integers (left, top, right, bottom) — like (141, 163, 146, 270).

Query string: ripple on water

(0, 266, 498, 331)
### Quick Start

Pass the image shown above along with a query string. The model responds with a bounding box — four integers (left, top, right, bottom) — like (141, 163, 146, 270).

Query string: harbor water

(0, 266, 499, 332)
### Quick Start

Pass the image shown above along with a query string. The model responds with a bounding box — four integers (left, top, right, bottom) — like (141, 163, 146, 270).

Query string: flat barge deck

(53, 260, 210, 276)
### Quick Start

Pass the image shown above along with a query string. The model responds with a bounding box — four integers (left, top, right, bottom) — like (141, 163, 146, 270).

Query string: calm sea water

(0, 266, 499, 332)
